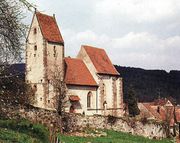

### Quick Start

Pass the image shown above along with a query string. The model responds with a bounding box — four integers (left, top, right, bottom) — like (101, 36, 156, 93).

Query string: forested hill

(115, 65, 180, 104)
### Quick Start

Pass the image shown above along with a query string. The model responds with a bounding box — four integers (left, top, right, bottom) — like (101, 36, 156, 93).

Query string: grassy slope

(60, 130, 173, 143)
(0, 119, 49, 143)
(0, 119, 173, 143)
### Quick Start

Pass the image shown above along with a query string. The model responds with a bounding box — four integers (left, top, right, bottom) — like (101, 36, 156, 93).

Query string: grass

(0, 119, 174, 143)
(59, 130, 173, 143)
(0, 119, 49, 143)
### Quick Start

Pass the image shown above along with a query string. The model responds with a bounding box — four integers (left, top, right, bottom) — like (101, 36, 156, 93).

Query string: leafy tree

(127, 86, 140, 117)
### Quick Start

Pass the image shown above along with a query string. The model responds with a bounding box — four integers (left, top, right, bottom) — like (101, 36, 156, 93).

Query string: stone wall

(0, 106, 166, 139)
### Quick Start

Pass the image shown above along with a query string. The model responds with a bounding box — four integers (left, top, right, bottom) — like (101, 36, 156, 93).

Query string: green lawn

(60, 130, 173, 143)
(0, 119, 49, 143)
(0, 119, 174, 143)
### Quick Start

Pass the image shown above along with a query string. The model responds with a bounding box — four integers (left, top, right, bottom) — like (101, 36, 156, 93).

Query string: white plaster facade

(26, 11, 124, 117)
(77, 46, 124, 117)
(26, 12, 64, 110)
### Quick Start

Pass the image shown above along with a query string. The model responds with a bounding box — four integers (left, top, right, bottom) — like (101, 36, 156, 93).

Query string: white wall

(77, 46, 124, 117)
(67, 85, 98, 115)
(26, 14, 46, 108)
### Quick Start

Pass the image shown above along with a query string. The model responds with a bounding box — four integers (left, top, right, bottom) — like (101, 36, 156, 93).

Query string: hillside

(115, 65, 180, 104)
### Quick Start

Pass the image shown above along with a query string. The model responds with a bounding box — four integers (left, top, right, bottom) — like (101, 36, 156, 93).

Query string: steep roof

(82, 45, 119, 75)
(36, 12, 64, 44)
(64, 58, 97, 86)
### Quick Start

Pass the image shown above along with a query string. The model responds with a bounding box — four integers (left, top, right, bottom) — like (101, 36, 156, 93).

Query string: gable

(82, 45, 119, 76)
(36, 12, 64, 44)
(64, 58, 97, 86)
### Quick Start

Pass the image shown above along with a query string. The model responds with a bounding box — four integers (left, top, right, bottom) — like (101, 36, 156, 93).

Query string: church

(26, 11, 124, 117)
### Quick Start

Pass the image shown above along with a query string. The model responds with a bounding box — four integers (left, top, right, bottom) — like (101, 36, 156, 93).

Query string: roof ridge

(36, 11, 54, 18)
(82, 45, 105, 51)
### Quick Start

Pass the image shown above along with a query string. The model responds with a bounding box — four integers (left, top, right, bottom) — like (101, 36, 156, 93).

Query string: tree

(0, 0, 34, 72)
(0, 0, 34, 109)
(126, 86, 140, 117)
(51, 68, 68, 133)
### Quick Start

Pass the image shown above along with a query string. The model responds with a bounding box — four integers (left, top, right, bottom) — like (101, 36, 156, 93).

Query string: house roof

(69, 95, 80, 101)
(82, 45, 119, 75)
(64, 57, 97, 86)
(36, 12, 64, 44)
(142, 103, 162, 120)
(141, 102, 180, 126)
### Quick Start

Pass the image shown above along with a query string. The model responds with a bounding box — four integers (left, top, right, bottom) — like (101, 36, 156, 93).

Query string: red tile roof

(82, 45, 119, 75)
(36, 12, 64, 44)
(69, 95, 80, 101)
(65, 58, 97, 86)
(142, 103, 162, 120)
(142, 102, 180, 126)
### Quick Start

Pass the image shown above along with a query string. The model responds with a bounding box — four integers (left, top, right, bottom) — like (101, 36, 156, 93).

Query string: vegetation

(115, 65, 180, 104)
(126, 86, 140, 117)
(0, 119, 49, 143)
(59, 130, 173, 143)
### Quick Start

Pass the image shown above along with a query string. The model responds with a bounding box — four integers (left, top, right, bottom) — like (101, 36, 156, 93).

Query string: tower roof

(65, 57, 97, 86)
(36, 12, 64, 44)
(82, 45, 119, 75)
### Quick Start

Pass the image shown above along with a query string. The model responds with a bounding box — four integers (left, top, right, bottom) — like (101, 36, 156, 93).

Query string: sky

(26, 0, 180, 71)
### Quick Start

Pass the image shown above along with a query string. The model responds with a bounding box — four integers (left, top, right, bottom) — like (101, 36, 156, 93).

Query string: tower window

(34, 28, 37, 34)
(53, 46, 56, 57)
(34, 45, 37, 51)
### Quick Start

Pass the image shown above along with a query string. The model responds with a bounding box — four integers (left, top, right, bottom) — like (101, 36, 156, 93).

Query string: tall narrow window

(87, 91, 92, 108)
(34, 28, 37, 34)
(34, 45, 37, 51)
(53, 46, 56, 57)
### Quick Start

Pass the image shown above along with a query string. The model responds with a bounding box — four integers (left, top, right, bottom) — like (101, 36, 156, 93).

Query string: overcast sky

(26, 0, 180, 71)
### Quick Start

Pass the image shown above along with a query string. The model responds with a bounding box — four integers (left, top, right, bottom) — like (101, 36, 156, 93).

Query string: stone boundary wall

(0, 106, 166, 139)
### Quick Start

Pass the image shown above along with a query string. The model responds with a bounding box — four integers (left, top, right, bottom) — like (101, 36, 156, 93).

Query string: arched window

(87, 91, 92, 108)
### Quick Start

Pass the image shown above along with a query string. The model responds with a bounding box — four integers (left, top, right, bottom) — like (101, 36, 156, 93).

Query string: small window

(34, 54, 36, 57)
(53, 46, 56, 57)
(40, 79, 43, 83)
(40, 97, 42, 101)
(48, 100, 50, 103)
(34, 45, 37, 51)
(34, 84, 37, 88)
(34, 28, 37, 34)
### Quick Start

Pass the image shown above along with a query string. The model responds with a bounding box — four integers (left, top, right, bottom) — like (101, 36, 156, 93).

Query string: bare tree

(0, 0, 35, 109)
(52, 68, 67, 116)
(0, 0, 34, 72)
(51, 67, 68, 134)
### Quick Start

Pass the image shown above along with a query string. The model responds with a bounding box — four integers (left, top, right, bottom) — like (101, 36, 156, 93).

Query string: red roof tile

(142, 103, 162, 120)
(36, 12, 64, 44)
(142, 102, 178, 126)
(69, 95, 80, 101)
(65, 58, 97, 86)
(82, 45, 119, 75)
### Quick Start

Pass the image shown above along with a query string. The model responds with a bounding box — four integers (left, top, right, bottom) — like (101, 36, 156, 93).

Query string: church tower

(26, 11, 64, 110)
